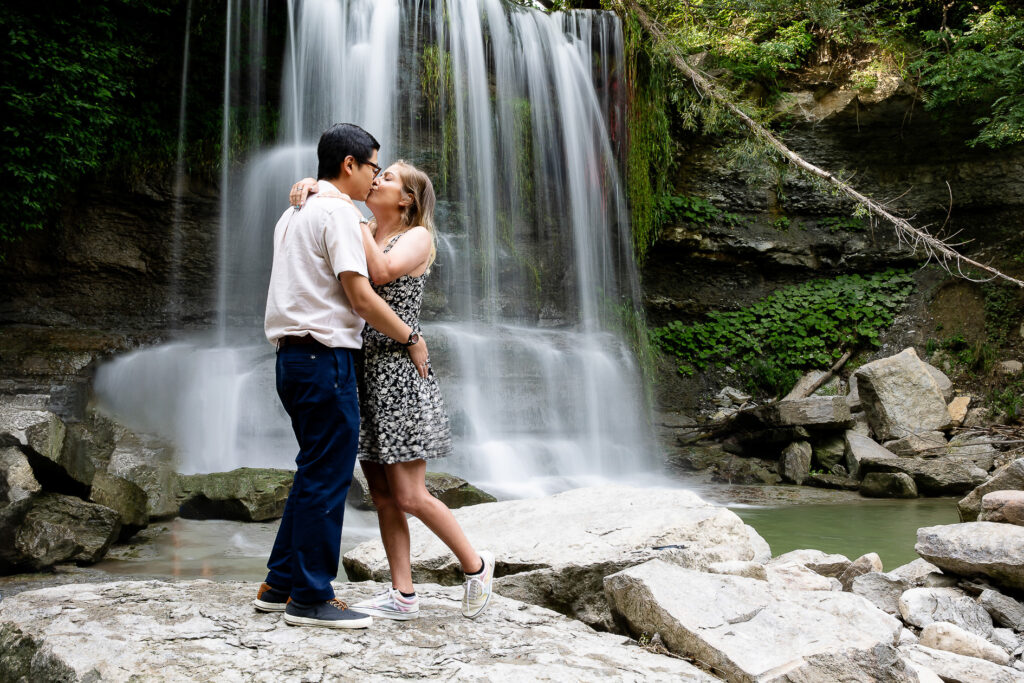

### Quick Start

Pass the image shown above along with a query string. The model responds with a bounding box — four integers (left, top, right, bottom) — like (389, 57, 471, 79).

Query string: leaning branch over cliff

(618, 0, 1024, 289)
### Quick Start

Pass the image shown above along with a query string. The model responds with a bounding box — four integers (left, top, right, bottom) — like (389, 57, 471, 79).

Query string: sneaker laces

(465, 576, 485, 601)
(327, 598, 349, 610)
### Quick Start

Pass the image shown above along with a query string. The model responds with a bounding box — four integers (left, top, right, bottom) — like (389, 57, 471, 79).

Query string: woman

(289, 162, 494, 621)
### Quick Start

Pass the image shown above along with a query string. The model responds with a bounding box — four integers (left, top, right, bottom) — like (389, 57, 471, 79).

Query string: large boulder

(344, 486, 767, 631)
(923, 362, 954, 401)
(604, 560, 910, 682)
(980, 490, 1024, 526)
(175, 468, 294, 522)
(859, 456, 987, 496)
(0, 493, 120, 572)
(854, 348, 952, 441)
(88, 471, 148, 539)
(748, 396, 854, 429)
(0, 580, 715, 682)
(979, 589, 1024, 631)
(898, 587, 994, 638)
(106, 428, 178, 519)
(844, 430, 896, 478)
(860, 472, 918, 498)
(959, 459, 1024, 521)
(780, 441, 812, 484)
(916, 522, 1024, 591)
(0, 446, 41, 502)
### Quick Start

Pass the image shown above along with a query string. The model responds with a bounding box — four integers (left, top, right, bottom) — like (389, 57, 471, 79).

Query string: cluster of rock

(3, 483, 1024, 680)
(346, 485, 1024, 681)
(0, 394, 494, 574)
(673, 347, 1013, 499)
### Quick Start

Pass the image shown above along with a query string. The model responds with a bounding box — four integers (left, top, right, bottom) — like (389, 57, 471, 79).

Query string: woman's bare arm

(363, 225, 431, 285)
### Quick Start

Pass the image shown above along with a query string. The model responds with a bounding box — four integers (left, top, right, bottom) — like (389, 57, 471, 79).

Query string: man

(255, 123, 427, 628)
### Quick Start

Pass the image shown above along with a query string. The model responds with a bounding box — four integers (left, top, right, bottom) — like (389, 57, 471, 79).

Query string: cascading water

(95, 0, 658, 497)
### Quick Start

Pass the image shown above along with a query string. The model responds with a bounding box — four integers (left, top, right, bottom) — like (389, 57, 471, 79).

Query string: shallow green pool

(732, 497, 960, 570)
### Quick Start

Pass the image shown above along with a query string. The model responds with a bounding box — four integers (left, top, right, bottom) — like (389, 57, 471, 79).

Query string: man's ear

(340, 155, 356, 178)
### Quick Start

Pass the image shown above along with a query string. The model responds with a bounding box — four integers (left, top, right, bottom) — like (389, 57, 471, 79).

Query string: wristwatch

(402, 331, 420, 347)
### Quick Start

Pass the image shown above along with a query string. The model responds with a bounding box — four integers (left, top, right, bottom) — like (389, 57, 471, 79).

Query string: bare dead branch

(619, 0, 1024, 288)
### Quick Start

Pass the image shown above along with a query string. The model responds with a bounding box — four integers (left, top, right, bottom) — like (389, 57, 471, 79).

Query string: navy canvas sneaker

(284, 598, 373, 629)
(253, 582, 289, 612)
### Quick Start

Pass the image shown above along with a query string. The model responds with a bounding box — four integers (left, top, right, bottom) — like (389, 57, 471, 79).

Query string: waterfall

(95, 0, 658, 495)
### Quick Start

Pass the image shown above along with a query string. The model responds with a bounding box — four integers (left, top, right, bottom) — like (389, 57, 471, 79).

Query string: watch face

(408, 332, 420, 346)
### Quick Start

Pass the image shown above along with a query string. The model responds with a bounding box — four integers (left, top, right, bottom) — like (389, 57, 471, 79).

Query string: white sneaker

(462, 550, 494, 619)
(352, 587, 419, 621)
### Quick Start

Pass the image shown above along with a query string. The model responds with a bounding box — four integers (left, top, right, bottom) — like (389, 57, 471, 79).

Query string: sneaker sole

(283, 613, 372, 629)
(351, 606, 419, 621)
(253, 599, 287, 613)
(462, 590, 492, 619)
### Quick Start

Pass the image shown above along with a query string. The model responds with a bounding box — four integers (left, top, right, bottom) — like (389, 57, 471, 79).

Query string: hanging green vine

(623, 12, 672, 264)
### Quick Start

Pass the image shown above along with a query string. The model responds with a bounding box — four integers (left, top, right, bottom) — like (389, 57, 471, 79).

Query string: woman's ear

(399, 192, 414, 208)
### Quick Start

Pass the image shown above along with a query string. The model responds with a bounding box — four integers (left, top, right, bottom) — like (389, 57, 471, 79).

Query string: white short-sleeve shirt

(264, 180, 369, 349)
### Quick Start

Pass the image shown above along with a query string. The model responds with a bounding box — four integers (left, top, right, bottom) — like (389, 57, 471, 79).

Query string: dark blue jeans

(265, 344, 359, 603)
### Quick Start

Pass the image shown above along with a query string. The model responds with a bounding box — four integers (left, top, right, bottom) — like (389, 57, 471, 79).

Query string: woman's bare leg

(386, 459, 481, 573)
(360, 461, 415, 593)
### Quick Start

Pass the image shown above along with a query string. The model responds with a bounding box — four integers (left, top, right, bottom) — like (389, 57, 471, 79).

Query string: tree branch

(618, 0, 1024, 289)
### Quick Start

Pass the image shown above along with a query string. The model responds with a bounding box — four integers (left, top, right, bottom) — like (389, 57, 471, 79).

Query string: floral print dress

(357, 232, 453, 464)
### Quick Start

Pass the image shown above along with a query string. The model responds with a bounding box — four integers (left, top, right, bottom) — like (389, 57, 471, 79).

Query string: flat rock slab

(900, 644, 1024, 683)
(916, 522, 1024, 591)
(980, 490, 1024, 526)
(859, 456, 987, 496)
(344, 486, 764, 630)
(605, 560, 909, 682)
(0, 580, 713, 682)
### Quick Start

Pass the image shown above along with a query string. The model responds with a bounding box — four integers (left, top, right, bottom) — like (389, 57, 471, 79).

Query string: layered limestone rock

(175, 468, 294, 522)
(0, 580, 714, 682)
(916, 522, 1024, 591)
(344, 486, 767, 631)
(604, 559, 909, 682)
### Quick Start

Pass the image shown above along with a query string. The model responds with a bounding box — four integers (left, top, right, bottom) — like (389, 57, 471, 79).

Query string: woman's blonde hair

(394, 160, 438, 270)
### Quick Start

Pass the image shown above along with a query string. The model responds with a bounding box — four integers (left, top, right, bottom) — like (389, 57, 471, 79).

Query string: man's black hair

(317, 123, 380, 180)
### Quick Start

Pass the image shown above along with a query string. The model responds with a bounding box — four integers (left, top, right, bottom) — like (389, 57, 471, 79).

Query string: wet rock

(780, 440, 812, 484)
(980, 589, 1024, 631)
(176, 468, 294, 522)
(898, 587, 994, 638)
(854, 348, 951, 440)
(859, 456, 987, 496)
(883, 431, 947, 458)
(860, 471, 918, 498)
(900, 644, 1024, 683)
(0, 493, 120, 572)
(345, 486, 766, 631)
(812, 434, 846, 469)
(919, 622, 1011, 665)
(851, 572, 908, 615)
(106, 428, 178, 519)
(917, 522, 1024, 591)
(839, 552, 884, 590)
(748, 396, 853, 429)
(769, 548, 851, 578)
(958, 459, 1024, 521)
(844, 430, 896, 478)
(88, 471, 148, 540)
(980, 490, 1024, 526)
(0, 580, 714, 682)
(805, 472, 860, 490)
(0, 446, 41, 503)
(604, 560, 909, 682)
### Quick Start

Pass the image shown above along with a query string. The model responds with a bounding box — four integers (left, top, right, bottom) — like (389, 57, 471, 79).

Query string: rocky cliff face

(644, 80, 1024, 328)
